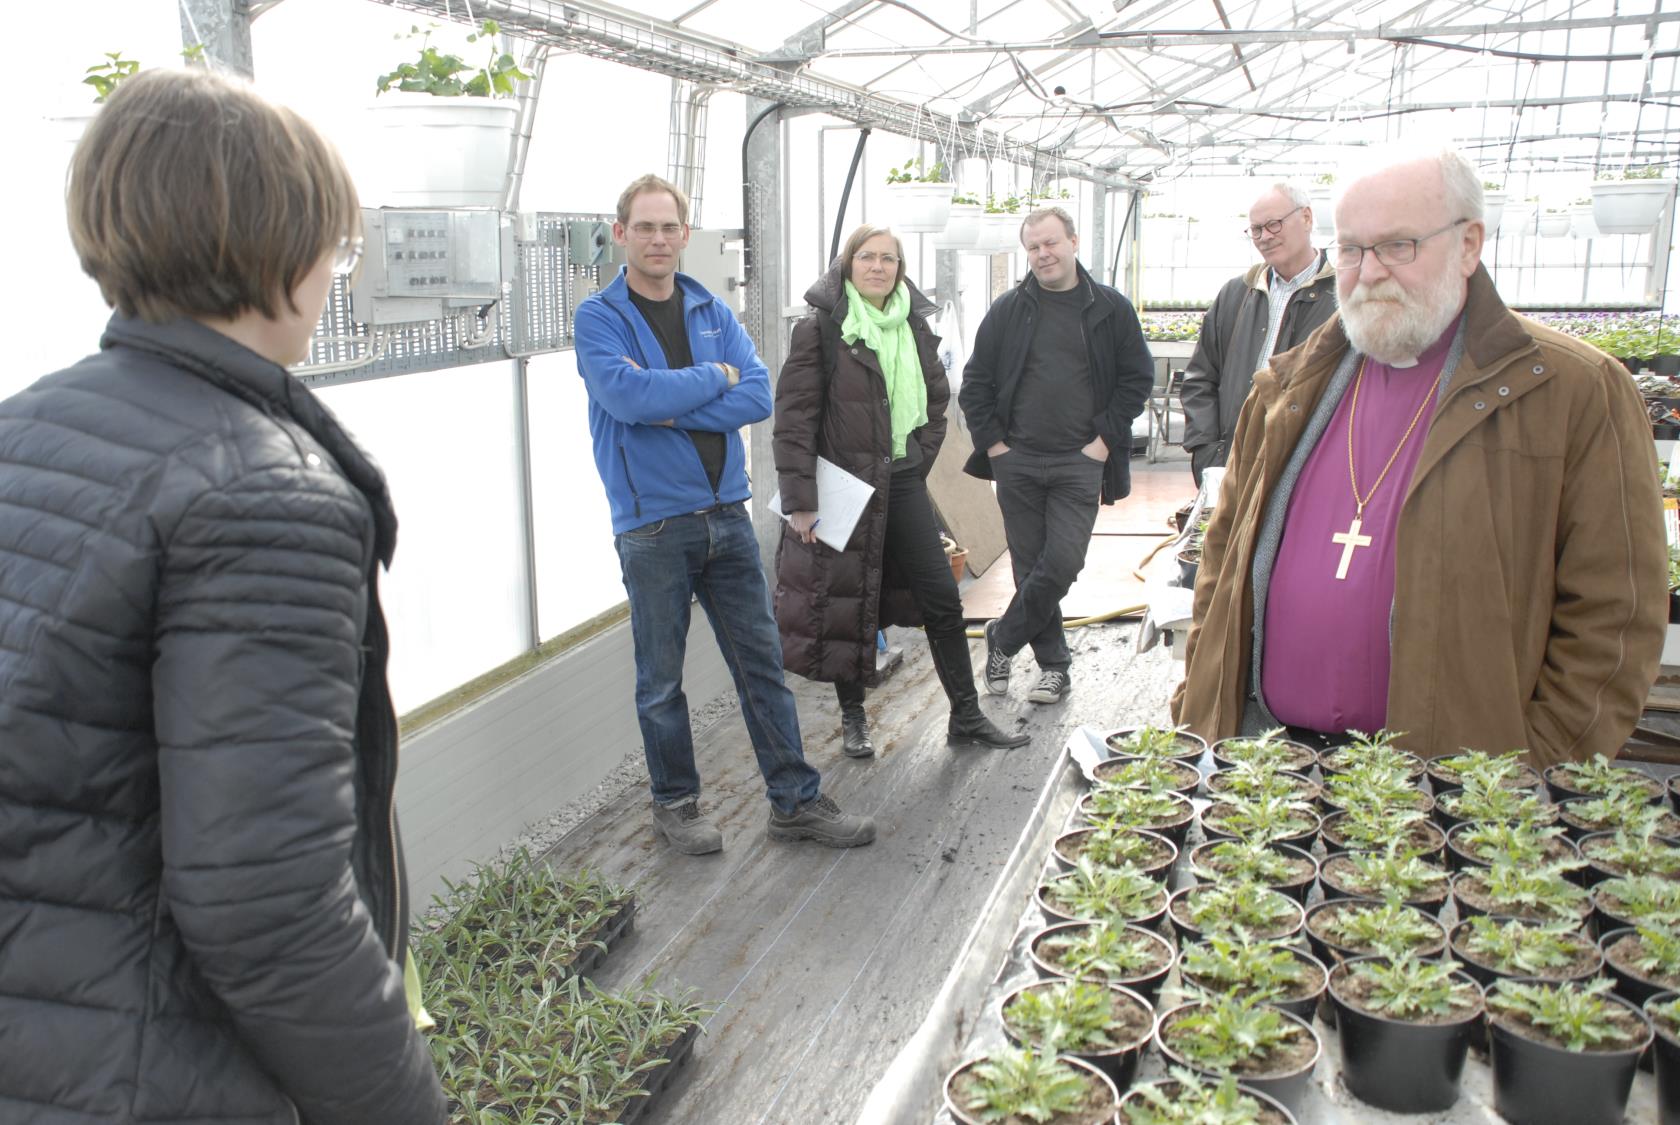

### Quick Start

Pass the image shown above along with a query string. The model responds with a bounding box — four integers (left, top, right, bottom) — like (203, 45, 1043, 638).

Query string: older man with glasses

(1173, 144, 1666, 768)
(1180, 181, 1338, 485)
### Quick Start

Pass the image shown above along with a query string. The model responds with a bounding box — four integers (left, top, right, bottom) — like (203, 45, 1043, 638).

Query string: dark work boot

(928, 633, 1031, 749)
(840, 703, 875, 758)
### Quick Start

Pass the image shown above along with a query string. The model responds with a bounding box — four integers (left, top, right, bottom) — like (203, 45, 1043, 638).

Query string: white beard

(1341, 267, 1465, 365)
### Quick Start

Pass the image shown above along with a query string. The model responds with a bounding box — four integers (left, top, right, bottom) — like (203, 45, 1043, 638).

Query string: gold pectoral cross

(1331, 514, 1373, 580)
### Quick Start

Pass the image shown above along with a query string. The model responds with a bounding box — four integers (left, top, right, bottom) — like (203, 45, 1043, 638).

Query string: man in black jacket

(1180, 180, 1338, 484)
(959, 207, 1154, 705)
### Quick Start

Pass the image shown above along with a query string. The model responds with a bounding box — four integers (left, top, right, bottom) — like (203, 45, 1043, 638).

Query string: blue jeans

(615, 503, 821, 816)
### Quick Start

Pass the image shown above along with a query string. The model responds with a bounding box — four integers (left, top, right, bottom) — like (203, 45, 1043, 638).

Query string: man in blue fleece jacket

(574, 174, 875, 854)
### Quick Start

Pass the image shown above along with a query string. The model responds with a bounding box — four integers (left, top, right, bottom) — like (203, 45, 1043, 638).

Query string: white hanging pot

(1569, 204, 1601, 240)
(1537, 211, 1572, 238)
(931, 203, 983, 249)
(1481, 192, 1506, 234)
(360, 93, 518, 208)
(1309, 187, 1336, 238)
(1591, 179, 1676, 234)
(886, 181, 956, 233)
(968, 212, 1020, 254)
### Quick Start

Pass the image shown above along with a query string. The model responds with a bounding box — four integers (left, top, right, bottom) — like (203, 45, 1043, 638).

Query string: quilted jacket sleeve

(151, 467, 446, 1125)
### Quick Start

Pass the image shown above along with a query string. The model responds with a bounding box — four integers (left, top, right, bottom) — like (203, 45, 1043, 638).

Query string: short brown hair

(839, 224, 907, 291)
(1020, 206, 1076, 242)
(616, 174, 690, 226)
(67, 68, 359, 324)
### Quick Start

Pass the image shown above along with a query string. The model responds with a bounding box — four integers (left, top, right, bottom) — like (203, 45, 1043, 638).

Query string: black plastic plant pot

(1430, 791, 1556, 838)
(1317, 850, 1449, 911)
(1198, 803, 1321, 851)
(1447, 916, 1603, 990)
(1034, 878, 1168, 931)
(1050, 826, 1178, 880)
(1176, 553, 1199, 589)
(1486, 979, 1652, 1125)
(1445, 820, 1580, 876)
(1427, 759, 1543, 798)
(1670, 774, 1680, 817)
(1558, 796, 1680, 844)
(1318, 784, 1433, 822)
(1117, 1078, 1298, 1125)
(1103, 726, 1208, 765)
(1186, 840, 1318, 904)
(1319, 810, 1446, 861)
(1176, 944, 1328, 1024)
(1654, 422, 1680, 440)
(1316, 744, 1425, 781)
(1153, 1002, 1322, 1118)
(1656, 353, 1680, 376)
(1092, 754, 1203, 797)
(998, 981, 1155, 1093)
(1600, 926, 1680, 1009)
(1644, 991, 1680, 1125)
(1303, 897, 1446, 969)
(1672, 589, 1680, 625)
(1072, 791, 1196, 848)
(1543, 764, 1665, 807)
(943, 1051, 1121, 1125)
(1209, 736, 1319, 775)
(1028, 921, 1175, 1005)
(1327, 956, 1484, 1114)
(1166, 885, 1306, 947)
(1204, 768, 1321, 806)
(1578, 830, 1680, 887)
(1450, 869, 1593, 928)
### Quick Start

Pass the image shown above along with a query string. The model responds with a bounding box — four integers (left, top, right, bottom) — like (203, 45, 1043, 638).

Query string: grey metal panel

(396, 611, 734, 913)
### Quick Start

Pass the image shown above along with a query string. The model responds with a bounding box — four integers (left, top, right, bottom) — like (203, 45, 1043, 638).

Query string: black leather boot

(928, 633, 1031, 749)
(839, 703, 875, 757)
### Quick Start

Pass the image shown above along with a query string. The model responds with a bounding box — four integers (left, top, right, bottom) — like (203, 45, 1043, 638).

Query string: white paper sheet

(767, 457, 878, 552)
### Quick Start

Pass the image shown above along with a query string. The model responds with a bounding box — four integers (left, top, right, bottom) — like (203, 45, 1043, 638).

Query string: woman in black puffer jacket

(0, 70, 445, 1124)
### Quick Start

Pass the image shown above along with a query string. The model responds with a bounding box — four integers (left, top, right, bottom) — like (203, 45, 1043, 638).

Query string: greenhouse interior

(14, 0, 1680, 1123)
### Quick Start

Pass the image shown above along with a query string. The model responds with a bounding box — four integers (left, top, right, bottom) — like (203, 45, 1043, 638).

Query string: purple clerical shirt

(1260, 324, 1456, 733)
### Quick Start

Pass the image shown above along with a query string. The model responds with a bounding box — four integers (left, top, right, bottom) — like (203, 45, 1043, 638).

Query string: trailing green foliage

(376, 20, 529, 97)
(1003, 980, 1124, 1053)
(1459, 915, 1592, 975)
(83, 51, 140, 103)
(1043, 859, 1166, 923)
(1317, 901, 1441, 957)
(1487, 978, 1634, 1052)
(1122, 1068, 1275, 1124)
(961, 1045, 1094, 1123)
(885, 155, 947, 184)
(1343, 955, 1477, 1020)
(1164, 995, 1304, 1070)
(1180, 932, 1307, 1003)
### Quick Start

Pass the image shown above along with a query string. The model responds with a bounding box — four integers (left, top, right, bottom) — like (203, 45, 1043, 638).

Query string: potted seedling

(999, 979, 1154, 1090)
(1093, 754, 1201, 796)
(883, 155, 955, 232)
(1119, 1068, 1297, 1125)
(1177, 931, 1327, 1021)
(1321, 804, 1445, 858)
(932, 191, 984, 250)
(1595, 873, 1680, 936)
(1601, 924, 1680, 1007)
(1579, 827, 1680, 884)
(1592, 164, 1677, 233)
(1485, 977, 1653, 1125)
(972, 194, 1025, 253)
(1327, 954, 1484, 1113)
(1074, 787, 1196, 846)
(1204, 760, 1319, 804)
(1187, 839, 1318, 903)
(1166, 882, 1304, 945)
(1318, 845, 1450, 910)
(944, 1044, 1121, 1125)
(368, 20, 528, 208)
(1052, 822, 1177, 879)
(1319, 762, 1431, 817)
(1452, 859, 1592, 925)
(1426, 748, 1542, 795)
(1317, 729, 1424, 780)
(1037, 859, 1169, 929)
(1446, 818, 1576, 873)
(1210, 730, 1317, 774)
(1643, 992, 1680, 1125)
(1545, 754, 1665, 805)
(1560, 793, 1680, 841)
(1450, 914, 1604, 988)
(1199, 792, 1319, 849)
(1154, 994, 1322, 1116)
(1433, 774, 1556, 834)
(1030, 920, 1176, 1003)
(1104, 724, 1207, 764)
(1304, 897, 1446, 966)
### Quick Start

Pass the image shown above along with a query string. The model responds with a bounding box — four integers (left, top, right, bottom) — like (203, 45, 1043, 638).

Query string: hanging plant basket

(885, 180, 956, 233)
(1482, 191, 1507, 234)
(1592, 179, 1676, 234)
(361, 94, 518, 208)
(969, 212, 1021, 254)
(1571, 204, 1602, 240)
(931, 203, 983, 250)
(1537, 211, 1572, 238)
(1309, 187, 1335, 238)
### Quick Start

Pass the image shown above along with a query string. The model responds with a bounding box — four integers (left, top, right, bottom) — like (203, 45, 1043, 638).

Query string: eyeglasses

(628, 222, 685, 240)
(854, 251, 900, 267)
(331, 235, 365, 277)
(1334, 219, 1468, 270)
(1244, 206, 1303, 240)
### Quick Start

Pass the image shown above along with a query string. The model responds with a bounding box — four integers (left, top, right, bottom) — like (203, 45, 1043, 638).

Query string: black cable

(1110, 190, 1139, 288)
(830, 127, 872, 266)
(741, 101, 784, 290)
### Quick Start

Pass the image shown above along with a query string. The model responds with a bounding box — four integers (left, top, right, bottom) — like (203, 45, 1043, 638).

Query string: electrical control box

(682, 230, 744, 316)
(350, 208, 503, 323)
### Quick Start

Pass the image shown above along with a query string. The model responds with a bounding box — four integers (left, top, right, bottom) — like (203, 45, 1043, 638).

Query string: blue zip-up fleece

(574, 268, 772, 534)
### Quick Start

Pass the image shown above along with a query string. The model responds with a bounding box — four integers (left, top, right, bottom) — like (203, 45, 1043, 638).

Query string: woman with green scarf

(772, 225, 1029, 756)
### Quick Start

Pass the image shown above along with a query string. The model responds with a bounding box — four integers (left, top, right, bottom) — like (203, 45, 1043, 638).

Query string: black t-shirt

(628, 287, 726, 494)
(1005, 283, 1096, 454)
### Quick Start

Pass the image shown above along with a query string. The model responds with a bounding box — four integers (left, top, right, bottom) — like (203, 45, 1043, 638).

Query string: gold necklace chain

(1346, 355, 1444, 518)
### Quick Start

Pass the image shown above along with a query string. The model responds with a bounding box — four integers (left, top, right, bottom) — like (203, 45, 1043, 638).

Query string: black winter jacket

(772, 264, 947, 683)
(958, 263, 1154, 503)
(0, 317, 446, 1125)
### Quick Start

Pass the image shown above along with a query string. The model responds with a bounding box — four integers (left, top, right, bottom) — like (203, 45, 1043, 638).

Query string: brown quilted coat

(772, 263, 949, 683)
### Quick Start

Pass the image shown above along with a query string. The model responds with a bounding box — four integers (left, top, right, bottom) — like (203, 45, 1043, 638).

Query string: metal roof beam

(757, 0, 878, 63)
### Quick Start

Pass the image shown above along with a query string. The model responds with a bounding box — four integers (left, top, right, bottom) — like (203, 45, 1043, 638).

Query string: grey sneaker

(983, 620, 1011, 696)
(1027, 669, 1071, 704)
(651, 799, 723, 855)
(767, 794, 876, 848)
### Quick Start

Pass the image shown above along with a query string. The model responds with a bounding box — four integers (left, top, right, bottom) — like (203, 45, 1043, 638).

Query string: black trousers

(836, 468, 965, 707)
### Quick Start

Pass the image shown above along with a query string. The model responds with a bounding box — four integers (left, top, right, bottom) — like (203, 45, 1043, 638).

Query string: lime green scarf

(841, 279, 928, 459)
